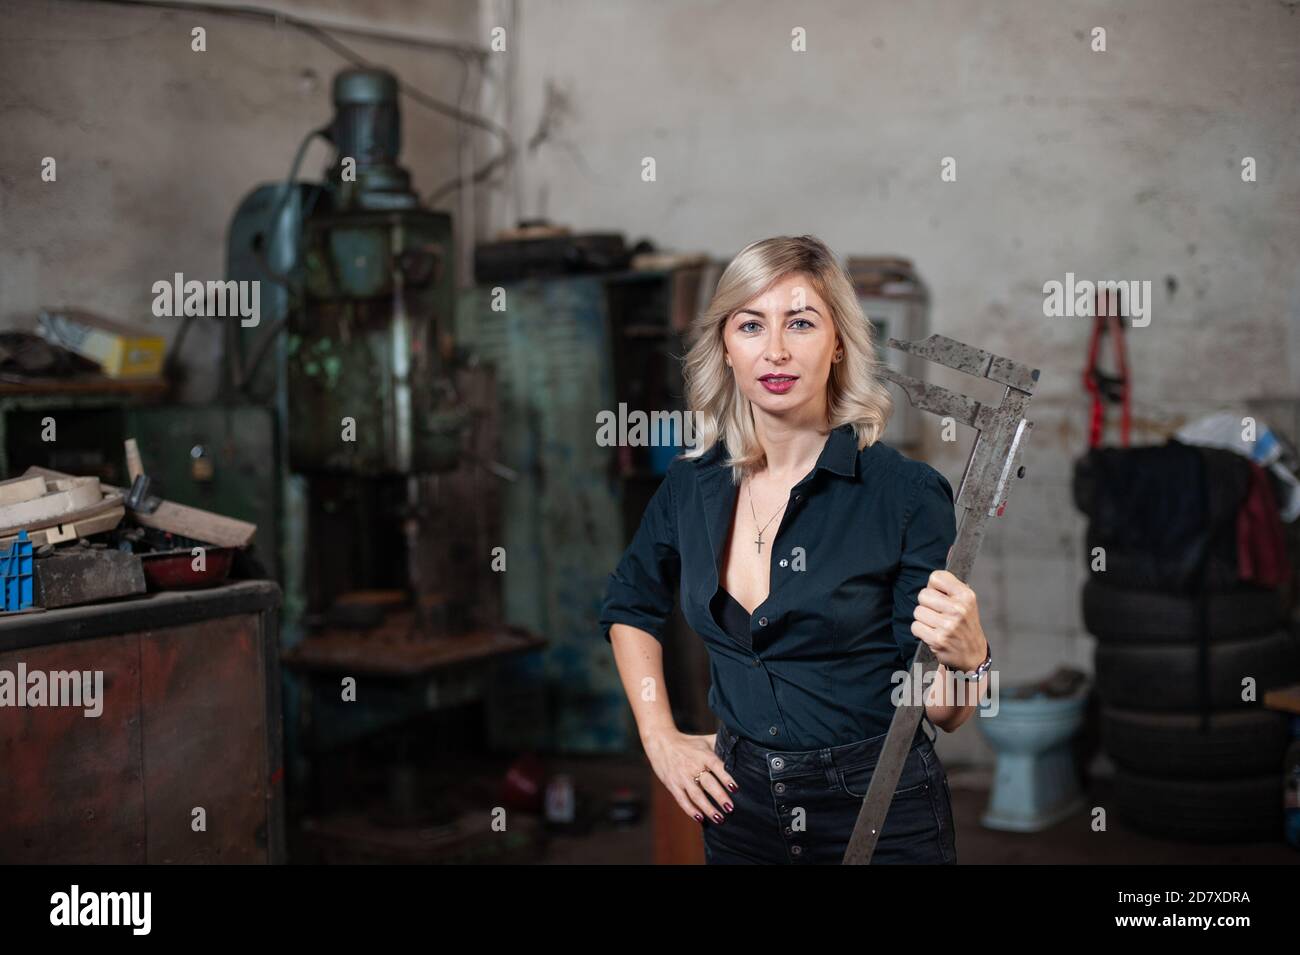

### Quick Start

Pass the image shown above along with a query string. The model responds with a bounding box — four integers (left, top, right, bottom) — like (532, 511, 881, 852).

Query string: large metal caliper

(842, 333, 1040, 865)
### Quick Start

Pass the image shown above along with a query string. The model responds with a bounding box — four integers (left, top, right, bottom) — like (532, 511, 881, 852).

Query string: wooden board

(0, 506, 124, 547)
(24, 465, 256, 548)
(0, 376, 169, 396)
(0, 475, 45, 506)
(0, 477, 104, 530)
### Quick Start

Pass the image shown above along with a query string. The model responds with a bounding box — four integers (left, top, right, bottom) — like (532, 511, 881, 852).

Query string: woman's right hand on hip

(643, 728, 739, 824)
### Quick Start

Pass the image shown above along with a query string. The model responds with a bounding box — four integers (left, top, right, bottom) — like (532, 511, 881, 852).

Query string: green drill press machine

(227, 67, 476, 634)
(225, 68, 524, 834)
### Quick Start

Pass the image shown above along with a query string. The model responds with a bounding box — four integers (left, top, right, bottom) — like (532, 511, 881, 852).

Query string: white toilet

(976, 682, 1089, 832)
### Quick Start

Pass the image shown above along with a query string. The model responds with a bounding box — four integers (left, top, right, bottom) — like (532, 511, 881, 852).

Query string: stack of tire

(1076, 441, 1300, 843)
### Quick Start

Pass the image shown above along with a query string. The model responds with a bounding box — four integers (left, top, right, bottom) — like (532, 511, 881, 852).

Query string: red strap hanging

(1082, 287, 1130, 448)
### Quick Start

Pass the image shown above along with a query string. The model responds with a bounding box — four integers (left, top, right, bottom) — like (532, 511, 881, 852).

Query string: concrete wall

(503, 0, 1300, 766)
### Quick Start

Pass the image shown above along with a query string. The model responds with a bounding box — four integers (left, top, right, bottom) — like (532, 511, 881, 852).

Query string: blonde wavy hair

(679, 235, 894, 484)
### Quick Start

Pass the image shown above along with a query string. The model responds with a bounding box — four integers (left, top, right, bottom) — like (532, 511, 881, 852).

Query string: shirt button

(751, 658, 760, 667)
(791, 845, 802, 856)
(774, 782, 786, 794)
(794, 494, 803, 502)
(770, 756, 784, 769)
(769, 726, 779, 736)
(784, 827, 793, 836)
(759, 616, 768, 627)
(779, 559, 788, 568)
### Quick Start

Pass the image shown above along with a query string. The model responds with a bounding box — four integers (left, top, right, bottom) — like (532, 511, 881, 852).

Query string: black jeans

(701, 720, 958, 864)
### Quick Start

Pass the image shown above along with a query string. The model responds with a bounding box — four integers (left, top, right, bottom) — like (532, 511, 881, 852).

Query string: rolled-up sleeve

(599, 470, 681, 643)
(891, 464, 957, 663)
(595, 467, 681, 641)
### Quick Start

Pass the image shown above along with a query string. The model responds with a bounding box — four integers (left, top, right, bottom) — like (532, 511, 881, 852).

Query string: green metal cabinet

(457, 276, 633, 752)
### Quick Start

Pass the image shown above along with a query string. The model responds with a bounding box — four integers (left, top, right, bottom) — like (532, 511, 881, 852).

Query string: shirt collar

(818, 422, 860, 478)
(701, 422, 859, 479)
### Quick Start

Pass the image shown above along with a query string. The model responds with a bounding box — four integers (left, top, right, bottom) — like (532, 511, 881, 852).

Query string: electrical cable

(65, 0, 515, 207)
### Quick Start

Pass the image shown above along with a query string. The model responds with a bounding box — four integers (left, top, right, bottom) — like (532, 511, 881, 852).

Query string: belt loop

(819, 746, 836, 788)
(717, 722, 740, 762)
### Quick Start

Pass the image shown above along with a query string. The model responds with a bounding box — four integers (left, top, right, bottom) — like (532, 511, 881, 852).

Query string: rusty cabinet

(0, 580, 283, 863)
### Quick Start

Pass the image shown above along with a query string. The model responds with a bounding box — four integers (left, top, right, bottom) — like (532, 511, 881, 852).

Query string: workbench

(0, 579, 284, 863)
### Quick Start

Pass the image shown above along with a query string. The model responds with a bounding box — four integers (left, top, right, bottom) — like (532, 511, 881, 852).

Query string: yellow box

(38, 310, 166, 379)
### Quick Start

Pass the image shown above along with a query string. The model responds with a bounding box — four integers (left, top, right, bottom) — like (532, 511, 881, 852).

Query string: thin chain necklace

(746, 478, 787, 554)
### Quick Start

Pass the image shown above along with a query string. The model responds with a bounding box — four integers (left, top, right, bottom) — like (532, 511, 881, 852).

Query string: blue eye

(790, 318, 813, 329)
(739, 320, 761, 332)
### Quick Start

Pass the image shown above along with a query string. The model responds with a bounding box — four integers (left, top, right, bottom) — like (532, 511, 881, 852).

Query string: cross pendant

(755, 535, 763, 554)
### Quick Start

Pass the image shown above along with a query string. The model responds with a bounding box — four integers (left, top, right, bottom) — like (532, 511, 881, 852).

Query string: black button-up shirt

(598, 422, 957, 750)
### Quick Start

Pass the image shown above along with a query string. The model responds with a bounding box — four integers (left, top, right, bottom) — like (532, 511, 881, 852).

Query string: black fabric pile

(1072, 439, 1247, 592)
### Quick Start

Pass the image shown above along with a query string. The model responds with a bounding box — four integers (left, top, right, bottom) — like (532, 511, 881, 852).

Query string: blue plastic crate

(0, 530, 34, 612)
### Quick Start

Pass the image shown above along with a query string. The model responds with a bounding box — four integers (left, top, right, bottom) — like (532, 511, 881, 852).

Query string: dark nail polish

(712, 812, 723, 823)
(694, 813, 703, 822)
(724, 802, 733, 812)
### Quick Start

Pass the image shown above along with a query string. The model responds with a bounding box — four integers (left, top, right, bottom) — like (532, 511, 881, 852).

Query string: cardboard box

(37, 309, 166, 379)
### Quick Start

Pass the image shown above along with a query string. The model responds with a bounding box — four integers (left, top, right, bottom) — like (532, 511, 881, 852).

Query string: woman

(599, 235, 992, 864)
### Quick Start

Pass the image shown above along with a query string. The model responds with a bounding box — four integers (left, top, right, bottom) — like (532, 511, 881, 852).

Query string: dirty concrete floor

(537, 755, 1299, 864)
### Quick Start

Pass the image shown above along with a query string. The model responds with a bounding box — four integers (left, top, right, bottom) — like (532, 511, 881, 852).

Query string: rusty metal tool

(842, 333, 1039, 864)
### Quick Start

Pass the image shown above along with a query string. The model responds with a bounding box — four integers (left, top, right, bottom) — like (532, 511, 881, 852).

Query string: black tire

(1094, 628, 1300, 711)
(1100, 706, 1290, 778)
(1083, 577, 1284, 644)
(1112, 769, 1283, 843)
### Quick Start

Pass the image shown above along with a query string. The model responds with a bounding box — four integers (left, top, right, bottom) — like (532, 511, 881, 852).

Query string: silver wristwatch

(951, 642, 992, 681)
